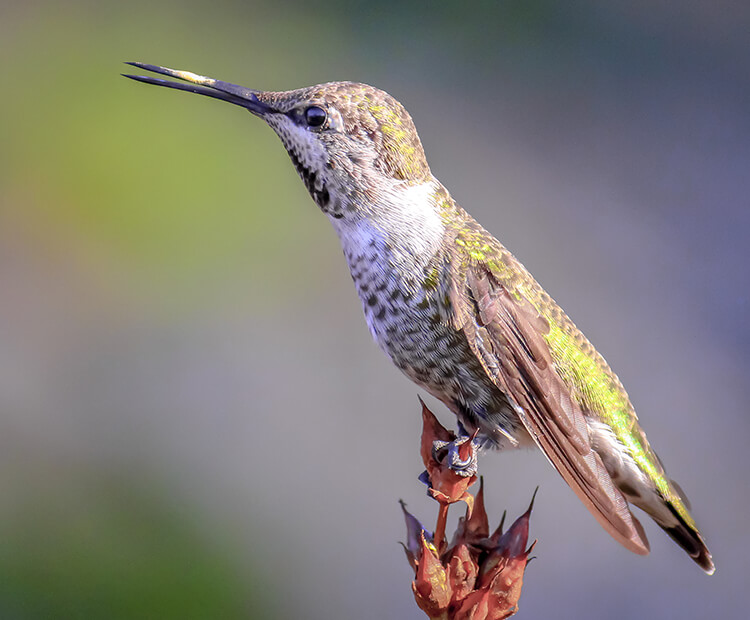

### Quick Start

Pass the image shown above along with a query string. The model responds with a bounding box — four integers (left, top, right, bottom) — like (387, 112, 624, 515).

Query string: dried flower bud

(419, 399, 478, 509)
(445, 542, 478, 604)
(401, 500, 433, 571)
(404, 401, 536, 618)
(413, 532, 452, 618)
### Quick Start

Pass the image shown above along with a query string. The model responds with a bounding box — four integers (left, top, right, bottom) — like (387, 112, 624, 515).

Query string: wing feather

(452, 260, 649, 555)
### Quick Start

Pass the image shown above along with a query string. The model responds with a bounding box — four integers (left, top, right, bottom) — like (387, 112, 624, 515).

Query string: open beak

(122, 62, 275, 115)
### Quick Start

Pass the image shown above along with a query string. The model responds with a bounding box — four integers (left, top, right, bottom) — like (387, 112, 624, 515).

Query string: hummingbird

(124, 62, 714, 574)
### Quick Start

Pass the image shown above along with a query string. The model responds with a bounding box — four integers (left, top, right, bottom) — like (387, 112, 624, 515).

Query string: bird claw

(431, 436, 479, 478)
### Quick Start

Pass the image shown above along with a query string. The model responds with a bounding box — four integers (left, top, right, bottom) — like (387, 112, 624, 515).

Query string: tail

(628, 475, 715, 574)
(659, 500, 715, 575)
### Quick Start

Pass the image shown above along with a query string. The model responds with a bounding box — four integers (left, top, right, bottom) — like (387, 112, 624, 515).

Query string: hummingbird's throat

(287, 149, 332, 214)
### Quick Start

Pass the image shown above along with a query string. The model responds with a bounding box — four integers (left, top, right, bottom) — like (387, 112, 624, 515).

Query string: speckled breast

(341, 237, 524, 448)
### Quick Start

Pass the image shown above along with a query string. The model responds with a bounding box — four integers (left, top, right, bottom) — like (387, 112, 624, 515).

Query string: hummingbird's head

(124, 64, 432, 219)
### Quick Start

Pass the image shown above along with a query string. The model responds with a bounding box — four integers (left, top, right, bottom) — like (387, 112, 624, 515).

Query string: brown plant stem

(434, 503, 450, 550)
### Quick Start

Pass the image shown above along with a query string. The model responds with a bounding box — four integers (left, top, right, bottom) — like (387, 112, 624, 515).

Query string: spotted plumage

(125, 63, 714, 575)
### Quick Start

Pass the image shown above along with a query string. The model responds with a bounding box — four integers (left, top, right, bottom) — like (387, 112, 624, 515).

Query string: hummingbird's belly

(335, 216, 528, 448)
(356, 272, 530, 449)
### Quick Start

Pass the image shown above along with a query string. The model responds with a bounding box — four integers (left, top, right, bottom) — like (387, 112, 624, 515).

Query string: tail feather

(661, 502, 715, 575)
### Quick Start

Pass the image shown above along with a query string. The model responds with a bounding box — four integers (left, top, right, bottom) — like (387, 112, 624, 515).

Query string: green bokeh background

(2, 1, 748, 618)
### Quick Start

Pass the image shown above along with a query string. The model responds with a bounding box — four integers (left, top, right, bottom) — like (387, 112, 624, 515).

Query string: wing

(448, 246, 650, 555)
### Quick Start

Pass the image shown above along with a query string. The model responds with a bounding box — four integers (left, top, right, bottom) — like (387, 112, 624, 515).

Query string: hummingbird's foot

(430, 434, 480, 478)
(417, 398, 479, 507)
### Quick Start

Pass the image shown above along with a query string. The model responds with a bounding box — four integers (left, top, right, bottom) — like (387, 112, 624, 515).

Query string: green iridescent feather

(439, 189, 695, 529)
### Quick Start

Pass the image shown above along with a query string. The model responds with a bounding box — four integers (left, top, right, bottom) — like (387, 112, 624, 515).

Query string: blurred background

(1, 0, 748, 617)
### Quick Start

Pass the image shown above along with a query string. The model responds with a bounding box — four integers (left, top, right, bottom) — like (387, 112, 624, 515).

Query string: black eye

(304, 106, 327, 128)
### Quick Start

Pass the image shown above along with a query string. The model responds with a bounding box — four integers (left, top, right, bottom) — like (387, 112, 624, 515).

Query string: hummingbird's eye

(304, 106, 327, 128)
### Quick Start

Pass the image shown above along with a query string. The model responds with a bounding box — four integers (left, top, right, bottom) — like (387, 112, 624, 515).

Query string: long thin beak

(122, 62, 275, 115)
